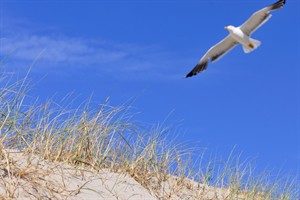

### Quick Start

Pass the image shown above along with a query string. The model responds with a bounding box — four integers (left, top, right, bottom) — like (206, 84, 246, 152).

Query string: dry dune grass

(0, 74, 298, 199)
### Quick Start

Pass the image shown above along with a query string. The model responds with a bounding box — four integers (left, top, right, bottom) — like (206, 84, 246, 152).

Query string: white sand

(0, 150, 246, 200)
(0, 150, 156, 199)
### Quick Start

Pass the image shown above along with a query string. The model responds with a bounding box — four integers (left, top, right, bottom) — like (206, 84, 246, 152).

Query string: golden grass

(0, 74, 298, 199)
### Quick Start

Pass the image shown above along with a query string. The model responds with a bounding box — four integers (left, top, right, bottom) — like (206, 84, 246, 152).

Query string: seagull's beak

(224, 26, 228, 30)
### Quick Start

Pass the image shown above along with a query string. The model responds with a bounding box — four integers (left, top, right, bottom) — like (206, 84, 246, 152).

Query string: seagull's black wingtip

(271, 0, 286, 10)
(185, 71, 195, 78)
(185, 62, 208, 78)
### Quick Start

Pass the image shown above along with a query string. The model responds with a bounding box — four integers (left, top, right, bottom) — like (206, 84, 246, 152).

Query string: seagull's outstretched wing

(239, 0, 285, 36)
(185, 36, 237, 78)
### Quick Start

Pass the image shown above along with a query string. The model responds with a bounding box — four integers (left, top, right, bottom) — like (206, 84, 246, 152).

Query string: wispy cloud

(0, 16, 188, 81)
(1, 35, 129, 65)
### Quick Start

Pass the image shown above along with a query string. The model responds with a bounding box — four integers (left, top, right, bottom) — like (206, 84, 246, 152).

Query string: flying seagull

(185, 0, 286, 78)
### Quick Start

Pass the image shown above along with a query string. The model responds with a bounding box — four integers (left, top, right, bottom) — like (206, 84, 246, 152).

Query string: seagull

(185, 0, 286, 78)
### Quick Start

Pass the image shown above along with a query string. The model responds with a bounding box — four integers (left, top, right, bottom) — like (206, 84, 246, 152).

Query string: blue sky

(0, 0, 299, 177)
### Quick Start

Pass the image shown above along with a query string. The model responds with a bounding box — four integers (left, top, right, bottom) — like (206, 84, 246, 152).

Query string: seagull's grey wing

(239, 0, 285, 36)
(185, 36, 237, 78)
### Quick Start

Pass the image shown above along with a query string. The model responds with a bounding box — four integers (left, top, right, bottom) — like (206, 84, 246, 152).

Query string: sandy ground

(0, 150, 240, 200)
(0, 150, 156, 199)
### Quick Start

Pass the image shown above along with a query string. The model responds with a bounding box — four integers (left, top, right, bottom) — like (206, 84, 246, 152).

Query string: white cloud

(0, 17, 187, 81)
(1, 35, 128, 64)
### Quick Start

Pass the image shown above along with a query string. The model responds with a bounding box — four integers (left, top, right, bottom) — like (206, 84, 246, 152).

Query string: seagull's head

(224, 25, 235, 32)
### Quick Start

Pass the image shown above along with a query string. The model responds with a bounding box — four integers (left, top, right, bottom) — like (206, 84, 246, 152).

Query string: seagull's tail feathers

(242, 38, 261, 53)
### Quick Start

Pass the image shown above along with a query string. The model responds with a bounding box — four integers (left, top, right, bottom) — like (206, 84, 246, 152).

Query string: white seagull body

(186, 0, 286, 78)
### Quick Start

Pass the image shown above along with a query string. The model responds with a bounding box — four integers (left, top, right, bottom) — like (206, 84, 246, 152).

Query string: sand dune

(0, 150, 239, 200)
